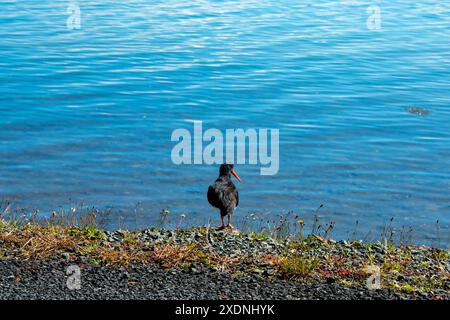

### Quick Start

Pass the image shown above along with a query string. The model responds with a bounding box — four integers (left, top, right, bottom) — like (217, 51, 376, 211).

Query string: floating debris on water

(407, 107, 431, 116)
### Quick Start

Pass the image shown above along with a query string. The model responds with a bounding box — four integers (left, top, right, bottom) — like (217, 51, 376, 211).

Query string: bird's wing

(209, 181, 237, 209)
(207, 185, 222, 209)
(222, 180, 238, 211)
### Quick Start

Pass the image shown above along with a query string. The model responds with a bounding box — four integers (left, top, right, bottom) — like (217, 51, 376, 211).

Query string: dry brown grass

(97, 246, 148, 266)
(209, 254, 243, 272)
(150, 243, 243, 271)
(261, 253, 283, 267)
(0, 225, 78, 260)
(0, 222, 245, 273)
(152, 244, 199, 268)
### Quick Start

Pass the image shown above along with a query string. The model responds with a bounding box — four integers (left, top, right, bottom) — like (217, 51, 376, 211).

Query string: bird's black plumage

(207, 164, 239, 218)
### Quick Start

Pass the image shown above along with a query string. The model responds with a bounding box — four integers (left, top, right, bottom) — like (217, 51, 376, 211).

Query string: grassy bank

(0, 215, 448, 300)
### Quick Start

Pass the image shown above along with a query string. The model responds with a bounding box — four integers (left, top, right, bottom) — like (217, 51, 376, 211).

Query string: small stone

(263, 269, 274, 276)
(188, 267, 198, 273)
(61, 252, 70, 261)
(397, 275, 406, 281)
(251, 268, 264, 275)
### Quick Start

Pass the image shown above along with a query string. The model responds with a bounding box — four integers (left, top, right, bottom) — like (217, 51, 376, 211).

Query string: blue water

(1, 1, 449, 246)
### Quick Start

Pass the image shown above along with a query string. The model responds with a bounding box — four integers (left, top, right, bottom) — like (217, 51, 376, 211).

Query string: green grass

(281, 254, 319, 279)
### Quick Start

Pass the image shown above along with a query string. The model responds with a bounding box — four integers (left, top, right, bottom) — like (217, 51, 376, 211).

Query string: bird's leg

(218, 215, 226, 230)
(226, 214, 233, 229)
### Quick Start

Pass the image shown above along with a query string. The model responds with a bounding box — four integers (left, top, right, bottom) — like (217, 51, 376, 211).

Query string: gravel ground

(0, 226, 448, 300)
(0, 259, 405, 300)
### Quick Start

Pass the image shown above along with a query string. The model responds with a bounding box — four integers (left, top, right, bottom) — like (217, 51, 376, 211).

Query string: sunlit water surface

(1, 1, 449, 246)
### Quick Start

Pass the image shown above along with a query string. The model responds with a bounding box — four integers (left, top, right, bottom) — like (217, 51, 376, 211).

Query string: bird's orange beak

(231, 170, 241, 182)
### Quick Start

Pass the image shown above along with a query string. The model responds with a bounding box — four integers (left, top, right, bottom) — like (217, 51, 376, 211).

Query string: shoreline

(0, 222, 448, 300)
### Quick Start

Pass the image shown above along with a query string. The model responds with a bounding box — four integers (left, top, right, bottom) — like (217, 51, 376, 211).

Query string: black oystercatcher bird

(207, 164, 241, 230)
